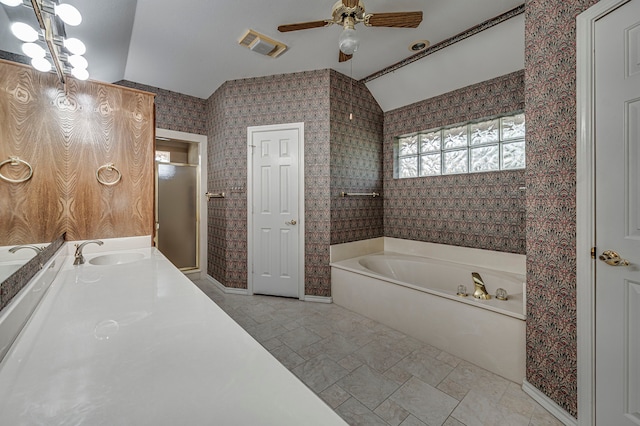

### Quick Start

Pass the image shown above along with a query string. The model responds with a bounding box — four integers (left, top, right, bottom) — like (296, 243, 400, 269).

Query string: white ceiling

(0, 0, 524, 110)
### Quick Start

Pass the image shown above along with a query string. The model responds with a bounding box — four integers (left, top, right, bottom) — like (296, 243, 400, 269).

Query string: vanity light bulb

(55, 3, 82, 26)
(11, 22, 39, 42)
(71, 67, 89, 81)
(68, 54, 88, 70)
(22, 42, 46, 59)
(63, 38, 86, 55)
(31, 57, 52, 72)
(0, 0, 23, 6)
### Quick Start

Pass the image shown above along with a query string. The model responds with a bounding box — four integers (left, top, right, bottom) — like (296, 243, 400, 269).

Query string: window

(395, 112, 525, 178)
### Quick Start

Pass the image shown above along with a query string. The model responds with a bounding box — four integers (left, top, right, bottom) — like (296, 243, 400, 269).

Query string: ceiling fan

(278, 0, 423, 62)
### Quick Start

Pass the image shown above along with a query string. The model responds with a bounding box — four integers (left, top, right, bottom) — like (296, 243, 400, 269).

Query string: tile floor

(192, 278, 563, 426)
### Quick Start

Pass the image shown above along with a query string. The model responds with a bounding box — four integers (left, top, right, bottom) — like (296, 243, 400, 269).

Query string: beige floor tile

(337, 365, 401, 410)
(319, 384, 351, 409)
(335, 397, 388, 426)
(292, 354, 349, 393)
(279, 326, 323, 351)
(390, 377, 459, 426)
(373, 398, 410, 426)
(399, 415, 428, 426)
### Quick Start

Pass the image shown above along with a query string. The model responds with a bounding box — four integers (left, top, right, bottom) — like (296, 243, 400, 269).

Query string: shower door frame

(155, 129, 208, 280)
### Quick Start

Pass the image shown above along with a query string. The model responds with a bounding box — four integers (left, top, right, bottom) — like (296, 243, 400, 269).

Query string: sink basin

(88, 253, 145, 266)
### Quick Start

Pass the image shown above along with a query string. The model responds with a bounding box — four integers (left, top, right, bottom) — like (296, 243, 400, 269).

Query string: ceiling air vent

(239, 29, 287, 58)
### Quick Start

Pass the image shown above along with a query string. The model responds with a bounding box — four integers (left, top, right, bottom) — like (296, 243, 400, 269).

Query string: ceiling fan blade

(278, 20, 331, 32)
(339, 51, 352, 62)
(342, 0, 359, 7)
(365, 11, 423, 28)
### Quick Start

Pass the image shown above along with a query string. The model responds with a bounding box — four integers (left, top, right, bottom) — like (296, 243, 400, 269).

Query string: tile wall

(383, 71, 526, 254)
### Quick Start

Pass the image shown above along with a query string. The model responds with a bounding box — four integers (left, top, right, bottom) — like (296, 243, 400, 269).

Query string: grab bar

(0, 156, 33, 184)
(340, 192, 380, 198)
(206, 192, 225, 200)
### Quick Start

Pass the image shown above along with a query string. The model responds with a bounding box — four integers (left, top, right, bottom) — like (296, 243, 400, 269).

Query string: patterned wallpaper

(329, 70, 384, 245)
(115, 80, 207, 135)
(205, 70, 333, 296)
(383, 71, 526, 254)
(524, 0, 599, 418)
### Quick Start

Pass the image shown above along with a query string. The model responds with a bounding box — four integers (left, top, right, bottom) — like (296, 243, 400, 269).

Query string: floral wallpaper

(330, 71, 384, 244)
(383, 71, 526, 254)
(205, 70, 333, 295)
(115, 80, 207, 136)
(524, 0, 599, 418)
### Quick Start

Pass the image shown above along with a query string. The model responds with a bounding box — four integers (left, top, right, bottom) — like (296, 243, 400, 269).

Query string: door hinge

(591, 247, 596, 259)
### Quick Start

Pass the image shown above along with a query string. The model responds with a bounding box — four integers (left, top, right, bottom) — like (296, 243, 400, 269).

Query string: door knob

(286, 219, 297, 225)
(599, 250, 630, 266)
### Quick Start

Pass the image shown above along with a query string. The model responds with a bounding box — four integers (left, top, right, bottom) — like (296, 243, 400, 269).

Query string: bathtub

(330, 250, 526, 383)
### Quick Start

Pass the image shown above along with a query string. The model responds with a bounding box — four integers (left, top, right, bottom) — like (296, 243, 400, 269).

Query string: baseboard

(206, 275, 248, 295)
(303, 295, 333, 304)
(522, 380, 577, 426)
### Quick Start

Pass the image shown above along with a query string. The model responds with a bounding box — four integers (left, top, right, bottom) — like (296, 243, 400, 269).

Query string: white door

(249, 124, 303, 298)
(595, 1, 640, 423)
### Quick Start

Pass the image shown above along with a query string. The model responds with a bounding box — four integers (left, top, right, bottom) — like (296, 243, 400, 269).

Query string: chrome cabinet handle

(286, 219, 297, 226)
(599, 250, 630, 266)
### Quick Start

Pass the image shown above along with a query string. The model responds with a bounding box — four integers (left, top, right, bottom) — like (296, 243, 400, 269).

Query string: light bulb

(71, 67, 89, 81)
(338, 28, 359, 55)
(55, 3, 82, 26)
(68, 54, 88, 69)
(22, 42, 46, 59)
(63, 38, 86, 55)
(11, 22, 39, 43)
(31, 57, 52, 72)
(0, 0, 23, 6)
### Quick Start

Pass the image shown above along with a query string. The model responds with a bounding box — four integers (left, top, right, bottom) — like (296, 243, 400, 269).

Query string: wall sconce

(2, 0, 89, 84)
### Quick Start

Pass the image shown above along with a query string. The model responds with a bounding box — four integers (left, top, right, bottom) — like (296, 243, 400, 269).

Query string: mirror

(0, 242, 51, 284)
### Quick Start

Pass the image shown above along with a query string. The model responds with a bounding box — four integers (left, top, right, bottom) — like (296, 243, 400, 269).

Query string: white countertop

(0, 246, 347, 425)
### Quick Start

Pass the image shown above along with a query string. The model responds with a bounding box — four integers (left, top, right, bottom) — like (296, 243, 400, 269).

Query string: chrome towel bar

(340, 192, 380, 198)
(206, 192, 226, 200)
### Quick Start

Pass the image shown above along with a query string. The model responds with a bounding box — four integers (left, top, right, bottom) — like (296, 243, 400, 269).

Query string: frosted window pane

(443, 126, 468, 149)
(399, 136, 418, 156)
(470, 119, 499, 145)
(420, 153, 441, 176)
(443, 149, 468, 174)
(399, 157, 418, 178)
(420, 131, 441, 152)
(502, 141, 526, 169)
(471, 145, 499, 172)
(501, 113, 526, 140)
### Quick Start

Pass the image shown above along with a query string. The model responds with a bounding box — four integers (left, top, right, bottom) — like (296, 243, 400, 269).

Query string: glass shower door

(156, 163, 198, 270)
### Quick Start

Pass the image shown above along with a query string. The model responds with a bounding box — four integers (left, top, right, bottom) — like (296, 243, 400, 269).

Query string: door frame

(576, 1, 631, 424)
(246, 122, 305, 299)
(155, 128, 207, 280)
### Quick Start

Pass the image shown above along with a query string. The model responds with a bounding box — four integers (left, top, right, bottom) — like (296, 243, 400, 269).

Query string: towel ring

(96, 163, 122, 186)
(0, 156, 33, 183)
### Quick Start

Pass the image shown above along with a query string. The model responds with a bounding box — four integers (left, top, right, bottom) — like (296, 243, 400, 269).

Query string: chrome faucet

(73, 240, 104, 265)
(9, 245, 44, 255)
(472, 272, 491, 300)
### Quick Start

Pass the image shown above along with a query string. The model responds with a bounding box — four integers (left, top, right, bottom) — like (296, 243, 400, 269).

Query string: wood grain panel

(0, 62, 65, 245)
(0, 60, 155, 245)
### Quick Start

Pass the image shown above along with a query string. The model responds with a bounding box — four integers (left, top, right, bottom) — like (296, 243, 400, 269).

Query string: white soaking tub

(331, 250, 526, 383)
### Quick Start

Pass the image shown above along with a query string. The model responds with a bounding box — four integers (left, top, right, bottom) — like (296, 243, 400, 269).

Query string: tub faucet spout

(73, 240, 104, 265)
(472, 272, 491, 300)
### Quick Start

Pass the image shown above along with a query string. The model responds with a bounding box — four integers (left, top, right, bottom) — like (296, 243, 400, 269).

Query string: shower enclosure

(155, 140, 199, 271)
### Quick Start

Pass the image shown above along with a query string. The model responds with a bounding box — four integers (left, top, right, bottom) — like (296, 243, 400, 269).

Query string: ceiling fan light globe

(338, 28, 359, 55)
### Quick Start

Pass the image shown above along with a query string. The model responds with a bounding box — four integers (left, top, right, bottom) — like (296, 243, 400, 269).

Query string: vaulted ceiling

(0, 0, 524, 110)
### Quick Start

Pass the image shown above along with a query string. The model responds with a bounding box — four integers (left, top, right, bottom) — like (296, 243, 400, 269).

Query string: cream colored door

(249, 125, 302, 298)
(595, 1, 640, 423)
